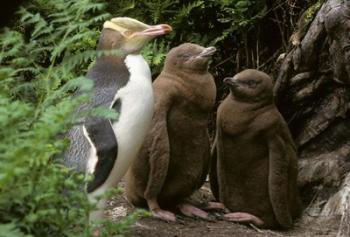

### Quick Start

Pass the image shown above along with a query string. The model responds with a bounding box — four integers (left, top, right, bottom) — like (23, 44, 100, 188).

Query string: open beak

(141, 24, 172, 36)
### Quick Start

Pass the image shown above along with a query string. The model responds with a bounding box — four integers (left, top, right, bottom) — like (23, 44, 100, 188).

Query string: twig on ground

(249, 223, 264, 233)
(250, 224, 286, 237)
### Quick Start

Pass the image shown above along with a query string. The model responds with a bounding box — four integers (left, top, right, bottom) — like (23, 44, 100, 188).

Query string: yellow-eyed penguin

(64, 17, 172, 220)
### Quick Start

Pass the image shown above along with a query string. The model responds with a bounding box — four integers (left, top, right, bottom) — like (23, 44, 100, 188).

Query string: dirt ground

(106, 182, 341, 237)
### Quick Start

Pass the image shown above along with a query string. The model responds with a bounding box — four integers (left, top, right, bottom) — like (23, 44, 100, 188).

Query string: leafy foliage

(304, 0, 324, 25)
(0, 0, 141, 236)
(107, 0, 313, 85)
(107, 0, 268, 76)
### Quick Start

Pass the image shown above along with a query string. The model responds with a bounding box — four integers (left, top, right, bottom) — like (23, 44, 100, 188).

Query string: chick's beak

(199, 46, 216, 57)
(141, 24, 172, 36)
(223, 77, 238, 86)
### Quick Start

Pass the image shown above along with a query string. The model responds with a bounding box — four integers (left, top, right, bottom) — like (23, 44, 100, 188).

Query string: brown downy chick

(126, 43, 217, 222)
(210, 69, 301, 229)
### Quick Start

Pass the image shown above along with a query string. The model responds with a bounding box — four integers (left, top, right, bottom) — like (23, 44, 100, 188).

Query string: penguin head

(224, 69, 273, 103)
(99, 17, 172, 54)
(164, 43, 216, 72)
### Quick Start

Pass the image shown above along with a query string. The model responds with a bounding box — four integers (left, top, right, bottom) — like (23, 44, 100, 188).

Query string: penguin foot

(177, 203, 210, 220)
(151, 208, 177, 222)
(224, 212, 264, 226)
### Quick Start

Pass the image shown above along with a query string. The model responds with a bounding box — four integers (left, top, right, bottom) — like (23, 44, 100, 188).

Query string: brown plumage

(210, 69, 301, 229)
(125, 43, 217, 221)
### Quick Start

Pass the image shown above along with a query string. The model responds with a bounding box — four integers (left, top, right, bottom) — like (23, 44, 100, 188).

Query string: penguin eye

(122, 30, 133, 37)
(243, 80, 258, 87)
(181, 53, 191, 59)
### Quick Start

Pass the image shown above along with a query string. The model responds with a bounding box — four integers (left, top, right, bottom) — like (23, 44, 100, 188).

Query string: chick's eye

(181, 53, 191, 59)
(244, 80, 258, 87)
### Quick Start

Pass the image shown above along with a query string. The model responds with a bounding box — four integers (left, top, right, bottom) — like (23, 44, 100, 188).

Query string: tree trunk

(274, 0, 350, 235)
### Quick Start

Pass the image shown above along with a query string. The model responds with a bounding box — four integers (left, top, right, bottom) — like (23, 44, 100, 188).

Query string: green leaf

(235, 0, 250, 8)
(0, 223, 29, 237)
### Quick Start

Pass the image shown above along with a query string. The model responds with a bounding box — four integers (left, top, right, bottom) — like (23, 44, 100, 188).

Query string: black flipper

(62, 58, 129, 192)
(85, 117, 118, 193)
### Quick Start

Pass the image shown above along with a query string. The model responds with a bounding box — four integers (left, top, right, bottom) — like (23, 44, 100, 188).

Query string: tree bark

(274, 0, 350, 234)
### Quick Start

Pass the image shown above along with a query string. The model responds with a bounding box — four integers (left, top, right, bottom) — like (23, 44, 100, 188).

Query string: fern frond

(174, 1, 204, 24)
(50, 31, 96, 61)
(50, 15, 75, 24)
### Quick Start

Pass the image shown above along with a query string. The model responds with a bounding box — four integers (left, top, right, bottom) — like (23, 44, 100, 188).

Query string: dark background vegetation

(0, 0, 322, 236)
